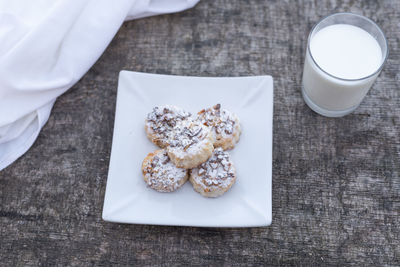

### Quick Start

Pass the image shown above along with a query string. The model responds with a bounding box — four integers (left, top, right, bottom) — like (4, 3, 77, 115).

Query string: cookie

(197, 104, 241, 150)
(145, 105, 191, 148)
(189, 147, 236, 198)
(142, 149, 188, 192)
(167, 119, 214, 169)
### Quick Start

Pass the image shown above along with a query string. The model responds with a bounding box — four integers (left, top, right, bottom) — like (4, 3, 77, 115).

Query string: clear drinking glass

(302, 13, 388, 117)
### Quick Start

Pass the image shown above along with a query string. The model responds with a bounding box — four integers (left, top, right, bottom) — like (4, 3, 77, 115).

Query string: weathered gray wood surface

(1, 0, 399, 266)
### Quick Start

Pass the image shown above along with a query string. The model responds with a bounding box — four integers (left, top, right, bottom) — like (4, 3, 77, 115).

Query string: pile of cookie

(142, 104, 241, 198)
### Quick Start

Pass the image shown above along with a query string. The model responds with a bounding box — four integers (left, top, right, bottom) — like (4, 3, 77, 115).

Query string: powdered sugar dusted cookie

(167, 119, 214, 169)
(145, 105, 191, 148)
(197, 104, 241, 150)
(190, 147, 236, 198)
(142, 149, 188, 192)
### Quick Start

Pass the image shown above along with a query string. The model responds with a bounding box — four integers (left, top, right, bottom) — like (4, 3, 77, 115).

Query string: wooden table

(1, 0, 399, 265)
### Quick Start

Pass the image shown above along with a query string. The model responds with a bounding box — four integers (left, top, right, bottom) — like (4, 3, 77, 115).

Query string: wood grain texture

(1, 0, 399, 266)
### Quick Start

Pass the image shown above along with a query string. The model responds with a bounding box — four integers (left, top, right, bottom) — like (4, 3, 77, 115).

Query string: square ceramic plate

(102, 71, 273, 227)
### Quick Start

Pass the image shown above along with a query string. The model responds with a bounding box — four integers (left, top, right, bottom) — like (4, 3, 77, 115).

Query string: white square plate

(102, 71, 273, 227)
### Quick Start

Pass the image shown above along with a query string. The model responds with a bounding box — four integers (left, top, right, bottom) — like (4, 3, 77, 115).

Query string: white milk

(302, 24, 383, 114)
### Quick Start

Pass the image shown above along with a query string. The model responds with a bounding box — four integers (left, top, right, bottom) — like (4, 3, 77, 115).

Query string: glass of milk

(302, 13, 388, 117)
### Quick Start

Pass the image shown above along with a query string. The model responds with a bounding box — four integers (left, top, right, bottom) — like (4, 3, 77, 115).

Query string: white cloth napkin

(0, 0, 199, 171)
